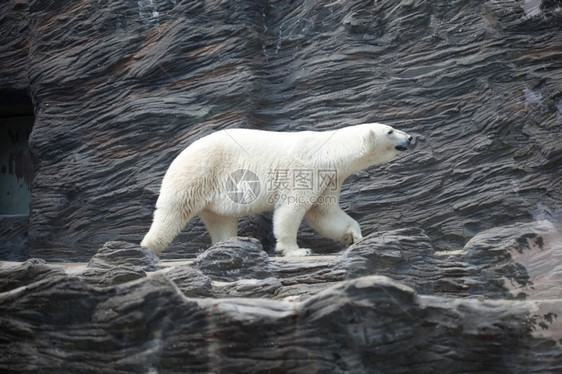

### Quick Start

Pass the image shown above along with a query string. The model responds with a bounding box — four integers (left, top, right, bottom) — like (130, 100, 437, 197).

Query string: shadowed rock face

(0, 0, 560, 260)
(1, 227, 561, 373)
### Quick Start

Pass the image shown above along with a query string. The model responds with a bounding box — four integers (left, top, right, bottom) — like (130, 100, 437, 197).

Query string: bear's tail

(141, 204, 194, 256)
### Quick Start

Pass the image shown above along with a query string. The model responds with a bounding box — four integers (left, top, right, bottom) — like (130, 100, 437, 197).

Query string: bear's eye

(387, 129, 394, 135)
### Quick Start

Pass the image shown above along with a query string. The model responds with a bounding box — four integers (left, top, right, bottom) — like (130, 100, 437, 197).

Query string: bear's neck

(322, 140, 380, 180)
(336, 154, 378, 178)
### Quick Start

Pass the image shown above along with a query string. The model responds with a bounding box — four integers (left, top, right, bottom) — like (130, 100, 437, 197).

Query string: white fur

(141, 123, 412, 256)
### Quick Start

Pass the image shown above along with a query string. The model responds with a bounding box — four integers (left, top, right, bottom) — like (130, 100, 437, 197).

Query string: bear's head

(364, 123, 413, 165)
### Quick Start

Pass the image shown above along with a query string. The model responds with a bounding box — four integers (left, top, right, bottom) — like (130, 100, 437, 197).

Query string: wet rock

(194, 237, 274, 282)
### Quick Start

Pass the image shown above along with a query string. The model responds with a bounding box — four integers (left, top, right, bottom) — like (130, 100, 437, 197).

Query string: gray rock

(78, 241, 160, 286)
(80, 265, 147, 287)
(87, 241, 159, 272)
(0, 271, 560, 373)
(0, 0, 28, 90)
(273, 256, 345, 286)
(0, 224, 561, 371)
(0, 258, 65, 293)
(336, 221, 562, 301)
(194, 237, 274, 282)
(0, 0, 559, 260)
(0, 215, 29, 261)
(165, 264, 213, 298)
(338, 227, 437, 294)
(0, 1, 561, 372)
(214, 277, 283, 298)
(461, 220, 561, 300)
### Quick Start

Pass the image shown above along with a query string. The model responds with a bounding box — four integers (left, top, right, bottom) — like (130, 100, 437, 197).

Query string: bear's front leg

(305, 204, 363, 247)
(341, 219, 363, 246)
(273, 204, 312, 257)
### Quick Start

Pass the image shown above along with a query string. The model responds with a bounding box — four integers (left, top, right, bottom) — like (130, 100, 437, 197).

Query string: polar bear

(141, 123, 412, 256)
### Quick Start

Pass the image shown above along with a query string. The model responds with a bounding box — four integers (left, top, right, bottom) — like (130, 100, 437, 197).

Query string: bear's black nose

(408, 136, 413, 144)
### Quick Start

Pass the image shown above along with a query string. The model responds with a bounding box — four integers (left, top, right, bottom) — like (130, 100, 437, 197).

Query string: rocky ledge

(1, 221, 560, 373)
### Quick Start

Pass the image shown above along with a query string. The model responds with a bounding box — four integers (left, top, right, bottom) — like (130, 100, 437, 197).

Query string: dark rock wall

(0, 0, 560, 260)
(0, 0, 28, 91)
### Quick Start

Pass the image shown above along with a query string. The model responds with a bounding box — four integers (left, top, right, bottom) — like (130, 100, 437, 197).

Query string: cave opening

(0, 89, 34, 260)
(0, 89, 34, 215)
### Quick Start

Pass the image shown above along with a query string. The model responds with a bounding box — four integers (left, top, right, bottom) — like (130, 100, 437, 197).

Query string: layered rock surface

(0, 0, 560, 260)
(1, 225, 561, 373)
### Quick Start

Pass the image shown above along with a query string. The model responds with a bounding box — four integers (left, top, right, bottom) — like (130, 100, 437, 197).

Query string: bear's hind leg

(273, 204, 312, 257)
(198, 210, 238, 244)
(305, 205, 363, 247)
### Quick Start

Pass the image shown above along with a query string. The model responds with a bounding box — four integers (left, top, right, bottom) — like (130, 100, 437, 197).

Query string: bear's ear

(362, 128, 377, 153)
(366, 128, 377, 143)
